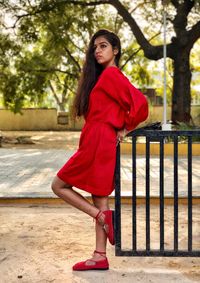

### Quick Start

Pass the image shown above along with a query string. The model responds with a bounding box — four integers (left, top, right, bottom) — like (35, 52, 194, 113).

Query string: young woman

(52, 29, 148, 271)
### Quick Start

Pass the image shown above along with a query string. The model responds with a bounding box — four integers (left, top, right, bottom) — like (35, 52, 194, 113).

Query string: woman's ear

(113, 48, 119, 55)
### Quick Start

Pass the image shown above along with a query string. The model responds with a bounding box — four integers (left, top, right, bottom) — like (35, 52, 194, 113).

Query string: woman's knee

(51, 176, 64, 195)
(51, 176, 71, 195)
(51, 180, 60, 196)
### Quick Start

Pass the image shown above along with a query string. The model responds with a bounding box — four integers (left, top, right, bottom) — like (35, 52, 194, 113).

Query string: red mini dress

(57, 66, 148, 196)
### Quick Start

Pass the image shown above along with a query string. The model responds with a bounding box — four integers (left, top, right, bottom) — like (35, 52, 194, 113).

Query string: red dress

(57, 66, 148, 196)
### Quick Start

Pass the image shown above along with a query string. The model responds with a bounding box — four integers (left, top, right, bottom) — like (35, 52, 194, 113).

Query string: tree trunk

(172, 50, 191, 123)
(58, 103, 66, 112)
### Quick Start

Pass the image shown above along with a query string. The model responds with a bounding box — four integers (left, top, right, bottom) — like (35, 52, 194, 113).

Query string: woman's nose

(95, 46, 101, 53)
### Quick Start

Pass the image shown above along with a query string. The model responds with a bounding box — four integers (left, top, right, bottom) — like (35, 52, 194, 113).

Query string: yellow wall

(0, 109, 68, 130)
(0, 106, 199, 131)
(147, 105, 200, 125)
(121, 143, 200, 156)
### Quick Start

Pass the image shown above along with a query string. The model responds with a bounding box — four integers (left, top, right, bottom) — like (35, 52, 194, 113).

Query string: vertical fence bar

(115, 130, 200, 257)
(115, 143, 121, 255)
(174, 135, 178, 252)
(160, 137, 164, 251)
(146, 136, 150, 252)
(132, 136, 137, 251)
(188, 135, 193, 252)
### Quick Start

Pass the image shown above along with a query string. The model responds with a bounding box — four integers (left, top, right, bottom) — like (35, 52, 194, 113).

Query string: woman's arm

(97, 67, 148, 132)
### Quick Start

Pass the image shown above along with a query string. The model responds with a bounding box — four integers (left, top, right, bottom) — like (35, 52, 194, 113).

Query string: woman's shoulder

(102, 66, 132, 85)
(99, 66, 126, 81)
(101, 66, 121, 76)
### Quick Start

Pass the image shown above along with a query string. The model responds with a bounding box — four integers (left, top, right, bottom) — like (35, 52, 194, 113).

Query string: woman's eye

(93, 44, 107, 52)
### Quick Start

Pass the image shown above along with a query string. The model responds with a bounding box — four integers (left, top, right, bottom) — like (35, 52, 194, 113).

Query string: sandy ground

(0, 204, 199, 283)
(0, 131, 80, 150)
(1, 131, 200, 282)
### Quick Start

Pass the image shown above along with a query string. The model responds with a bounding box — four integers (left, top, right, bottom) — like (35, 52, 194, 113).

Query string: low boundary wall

(0, 106, 199, 131)
(0, 108, 83, 131)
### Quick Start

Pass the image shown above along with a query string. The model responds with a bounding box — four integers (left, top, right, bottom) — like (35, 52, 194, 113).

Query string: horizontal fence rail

(115, 129, 200, 257)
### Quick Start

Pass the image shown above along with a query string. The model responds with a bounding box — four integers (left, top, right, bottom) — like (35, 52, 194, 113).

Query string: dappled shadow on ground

(0, 148, 74, 197)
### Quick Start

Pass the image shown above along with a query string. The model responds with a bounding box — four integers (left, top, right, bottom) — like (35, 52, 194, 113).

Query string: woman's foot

(72, 250, 109, 271)
(95, 210, 115, 245)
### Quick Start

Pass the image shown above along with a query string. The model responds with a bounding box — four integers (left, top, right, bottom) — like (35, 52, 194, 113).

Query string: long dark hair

(73, 29, 121, 117)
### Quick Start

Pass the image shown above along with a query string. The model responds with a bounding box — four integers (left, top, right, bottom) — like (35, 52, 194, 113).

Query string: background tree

(68, 0, 200, 123)
(1, 0, 199, 123)
(106, 0, 200, 123)
(1, 2, 85, 112)
(0, 0, 154, 113)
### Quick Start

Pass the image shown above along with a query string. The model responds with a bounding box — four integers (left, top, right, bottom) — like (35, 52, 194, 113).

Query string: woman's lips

(96, 56, 102, 60)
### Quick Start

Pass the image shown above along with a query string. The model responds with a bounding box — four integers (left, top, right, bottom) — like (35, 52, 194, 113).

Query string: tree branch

(171, 0, 196, 47)
(61, 76, 69, 104)
(67, 35, 84, 53)
(8, 1, 108, 28)
(188, 20, 200, 48)
(121, 31, 162, 69)
(171, 0, 179, 8)
(109, 0, 149, 47)
(63, 46, 81, 72)
(48, 80, 60, 105)
(25, 68, 77, 77)
(108, 0, 175, 60)
(65, 0, 108, 5)
(120, 47, 141, 70)
(172, 0, 195, 33)
(184, 0, 195, 13)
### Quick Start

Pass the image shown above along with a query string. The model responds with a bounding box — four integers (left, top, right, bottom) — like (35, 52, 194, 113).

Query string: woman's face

(93, 36, 118, 68)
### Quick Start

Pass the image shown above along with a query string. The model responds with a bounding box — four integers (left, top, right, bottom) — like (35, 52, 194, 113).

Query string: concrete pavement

(0, 147, 199, 198)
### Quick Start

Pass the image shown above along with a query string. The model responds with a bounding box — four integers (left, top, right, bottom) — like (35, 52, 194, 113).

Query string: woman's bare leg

(51, 176, 100, 218)
(91, 195, 109, 261)
(52, 176, 108, 265)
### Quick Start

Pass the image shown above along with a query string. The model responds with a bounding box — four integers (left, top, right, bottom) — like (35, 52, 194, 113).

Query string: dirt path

(0, 131, 80, 150)
(0, 204, 199, 283)
(1, 131, 199, 282)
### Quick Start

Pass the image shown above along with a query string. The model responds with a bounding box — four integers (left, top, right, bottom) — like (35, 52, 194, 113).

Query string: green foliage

(0, 2, 109, 111)
(0, 0, 135, 112)
(190, 39, 200, 103)
(123, 48, 155, 87)
(0, 0, 199, 116)
(1, 73, 23, 113)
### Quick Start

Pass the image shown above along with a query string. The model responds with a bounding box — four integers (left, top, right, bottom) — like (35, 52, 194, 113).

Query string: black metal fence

(115, 129, 200, 257)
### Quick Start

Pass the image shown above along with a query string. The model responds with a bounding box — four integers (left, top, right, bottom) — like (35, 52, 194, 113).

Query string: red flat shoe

(72, 250, 109, 271)
(103, 210, 115, 245)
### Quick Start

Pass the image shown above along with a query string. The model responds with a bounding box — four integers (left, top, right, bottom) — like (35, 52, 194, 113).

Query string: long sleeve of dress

(96, 67, 149, 131)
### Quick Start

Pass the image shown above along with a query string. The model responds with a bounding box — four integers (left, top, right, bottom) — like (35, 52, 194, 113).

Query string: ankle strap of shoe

(94, 250, 106, 257)
(95, 210, 102, 220)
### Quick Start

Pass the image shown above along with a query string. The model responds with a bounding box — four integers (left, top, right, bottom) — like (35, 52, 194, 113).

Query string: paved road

(0, 148, 199, 198)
